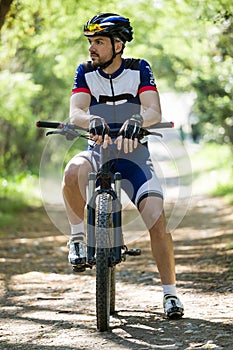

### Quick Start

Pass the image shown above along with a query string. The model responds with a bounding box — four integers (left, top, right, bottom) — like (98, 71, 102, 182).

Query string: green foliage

(0, 172, 41, 205)
(191, 143, 233, 203)
(0, 70, 42, 174)
(0, 172, 41, 227)
(0, 0, 232, 180)
(192, 143, 231, 170)
(213, 183, 233, 204)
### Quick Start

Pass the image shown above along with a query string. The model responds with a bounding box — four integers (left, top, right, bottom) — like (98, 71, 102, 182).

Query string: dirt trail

(0, 195, 232, 350)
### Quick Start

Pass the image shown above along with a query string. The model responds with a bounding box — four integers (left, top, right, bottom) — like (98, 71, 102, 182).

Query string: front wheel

(96, 193, 114, 331)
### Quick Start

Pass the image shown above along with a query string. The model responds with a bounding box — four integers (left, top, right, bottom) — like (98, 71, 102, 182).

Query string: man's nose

(89, 43, 96, 51)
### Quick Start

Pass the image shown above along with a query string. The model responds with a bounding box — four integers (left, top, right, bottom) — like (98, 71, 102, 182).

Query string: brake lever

(46, 127, 88, 141)
(148, 131, 163, 137)
(139, 129, 163, 138)
(46, 130, 59, 136)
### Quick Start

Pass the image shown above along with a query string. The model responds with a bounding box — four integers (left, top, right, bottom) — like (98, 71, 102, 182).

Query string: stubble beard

(91, 56, 105, 67)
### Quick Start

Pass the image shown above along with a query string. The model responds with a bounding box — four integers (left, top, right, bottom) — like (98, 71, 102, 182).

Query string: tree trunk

(0, 0, 14, 31)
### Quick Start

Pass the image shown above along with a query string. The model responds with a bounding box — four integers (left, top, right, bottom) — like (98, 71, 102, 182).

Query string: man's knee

(63, 164, 80, 188)
(138, 196, 165, 230)
(63, 158, 91, 188)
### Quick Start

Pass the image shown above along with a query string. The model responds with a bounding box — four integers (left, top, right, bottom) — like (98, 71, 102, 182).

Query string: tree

(0, 0, 13, 31)
(129, 0, 233, 145)
(0, 0, 121, 175)
(193, 8, 233, 144)
(0, 0, 233, 177)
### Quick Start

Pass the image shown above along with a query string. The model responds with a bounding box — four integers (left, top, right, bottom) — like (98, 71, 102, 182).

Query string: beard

(91, 55, 106, 67)
(90, 49, 114, 68)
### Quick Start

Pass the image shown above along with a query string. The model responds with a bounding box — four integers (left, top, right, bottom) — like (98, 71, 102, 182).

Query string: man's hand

(89, 116, 111, 145)
(115, 114, 143, 153)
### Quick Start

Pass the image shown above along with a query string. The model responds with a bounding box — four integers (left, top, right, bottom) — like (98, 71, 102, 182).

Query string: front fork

(112, 172, 123, 264)
(86, 172, 123, 266)
(87, 172, 96, 265)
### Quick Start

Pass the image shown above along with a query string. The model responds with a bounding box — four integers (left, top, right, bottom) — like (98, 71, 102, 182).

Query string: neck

(102, 55, 122, 75)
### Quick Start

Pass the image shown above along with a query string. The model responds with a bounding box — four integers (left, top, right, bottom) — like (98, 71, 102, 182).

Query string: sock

(70, 222, 85, 242)
(162, 284, 177, 297)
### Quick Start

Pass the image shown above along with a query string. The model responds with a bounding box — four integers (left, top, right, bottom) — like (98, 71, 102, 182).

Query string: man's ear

(115, 41, 124, 54)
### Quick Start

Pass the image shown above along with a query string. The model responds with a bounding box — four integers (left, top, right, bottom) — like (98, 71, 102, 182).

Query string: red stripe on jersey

(72, 87, 91, 95)
(138, 86, 158, 94)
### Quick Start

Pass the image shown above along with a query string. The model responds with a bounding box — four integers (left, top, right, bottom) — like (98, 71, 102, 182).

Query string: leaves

(0, 0, 233, 175)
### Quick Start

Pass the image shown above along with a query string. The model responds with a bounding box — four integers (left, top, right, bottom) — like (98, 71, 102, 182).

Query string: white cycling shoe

(163, 295, 184, 319)
(68, 239, 86, 266)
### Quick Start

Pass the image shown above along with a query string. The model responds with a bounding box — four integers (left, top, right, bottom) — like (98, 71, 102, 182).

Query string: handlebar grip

(149, 122, 174, 129)
(36, 121, 64, 129)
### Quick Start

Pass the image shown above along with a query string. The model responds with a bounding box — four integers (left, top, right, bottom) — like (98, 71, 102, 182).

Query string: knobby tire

(96, 193, 115, 331)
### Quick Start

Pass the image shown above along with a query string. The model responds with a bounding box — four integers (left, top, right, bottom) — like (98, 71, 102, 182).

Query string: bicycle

(36, 120, 173, 331)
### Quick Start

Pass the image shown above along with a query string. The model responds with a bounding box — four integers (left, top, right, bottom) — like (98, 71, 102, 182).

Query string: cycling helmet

(83, 13, 133, 43)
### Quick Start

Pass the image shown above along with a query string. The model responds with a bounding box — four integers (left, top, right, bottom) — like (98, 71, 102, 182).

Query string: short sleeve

(71, 64, 91, 95)
(138, 59, 158, 94)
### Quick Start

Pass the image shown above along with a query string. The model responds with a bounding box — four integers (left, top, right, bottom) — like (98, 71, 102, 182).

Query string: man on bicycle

(62, 12, 184, 319)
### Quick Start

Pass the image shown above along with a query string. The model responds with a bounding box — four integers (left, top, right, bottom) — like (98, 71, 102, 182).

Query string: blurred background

(0, 0, 232, 228)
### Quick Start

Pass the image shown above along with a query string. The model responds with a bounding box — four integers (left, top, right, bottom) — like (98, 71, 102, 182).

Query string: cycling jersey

(72, 58, 158, 105)
(69, 58, 163, 207)
(72, 58, 158, 128)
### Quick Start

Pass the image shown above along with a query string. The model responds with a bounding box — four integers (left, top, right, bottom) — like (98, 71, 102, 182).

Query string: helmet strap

(98, 36, 118, 70)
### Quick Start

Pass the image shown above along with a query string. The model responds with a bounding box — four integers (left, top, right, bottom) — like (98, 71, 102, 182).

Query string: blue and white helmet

(83, 13, 133, 43)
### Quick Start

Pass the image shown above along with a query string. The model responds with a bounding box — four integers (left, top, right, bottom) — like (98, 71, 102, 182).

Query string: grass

(191, 142, 233, 203)
(213, 182, 233, 202)
(0, 173, 41, 227)
(1, 142, 233, 228)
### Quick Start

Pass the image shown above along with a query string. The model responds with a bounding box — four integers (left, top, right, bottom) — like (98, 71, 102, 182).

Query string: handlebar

(149, 121, 174, 129)
(36, 121, 64, 129)
(36, 120, 174, 140)
(36, 120, 88, 140)
(36, 120, 173, 130)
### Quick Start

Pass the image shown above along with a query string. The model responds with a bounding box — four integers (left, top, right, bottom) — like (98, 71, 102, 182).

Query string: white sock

(162, 284, 177, 297)
(70, 222, 85, 242)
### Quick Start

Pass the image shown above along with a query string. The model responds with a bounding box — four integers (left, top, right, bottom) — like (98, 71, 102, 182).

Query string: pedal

(125, 248, 141, 256)
(72, 264, 86, 273)
(72, 263, 93, 273)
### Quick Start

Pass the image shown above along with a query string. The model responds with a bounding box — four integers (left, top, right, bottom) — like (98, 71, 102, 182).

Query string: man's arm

(115, 89, 162, 153)
(69, 92, 92, 129)
(69, 92, 111, 146)
(140, 90, 162, 127)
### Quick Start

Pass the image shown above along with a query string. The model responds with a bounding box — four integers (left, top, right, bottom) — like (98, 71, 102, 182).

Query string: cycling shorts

(67, 142, 163, 208)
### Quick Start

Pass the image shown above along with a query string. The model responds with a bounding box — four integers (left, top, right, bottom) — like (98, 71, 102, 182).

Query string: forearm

(141, 105, 162, 127)
(69, 109, 92, 129)
(139, 90, 162, 127)
(69, 93, 93, 128)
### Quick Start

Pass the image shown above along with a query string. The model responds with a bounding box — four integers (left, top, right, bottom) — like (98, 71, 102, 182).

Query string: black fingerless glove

(89, 116, 110, 137)
(120, 114, 143, 139)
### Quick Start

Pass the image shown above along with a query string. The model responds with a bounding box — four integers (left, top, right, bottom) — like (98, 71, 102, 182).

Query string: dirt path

(0, 195, 232, 350)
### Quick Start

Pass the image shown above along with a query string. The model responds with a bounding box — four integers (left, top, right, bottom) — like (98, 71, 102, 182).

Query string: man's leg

(62, 156, 92, 266)
(138, 196, 184, 318)
(138, 196, 175, 284)
(62, 156, 92, 224)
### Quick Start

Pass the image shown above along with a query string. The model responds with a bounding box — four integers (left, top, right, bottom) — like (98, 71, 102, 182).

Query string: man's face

(88, 36, 113, 67)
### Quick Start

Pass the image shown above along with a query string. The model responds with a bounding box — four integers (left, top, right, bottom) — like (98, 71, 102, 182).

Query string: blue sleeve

(72, 64, 90, 95)
(138, 59, 158, 93)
